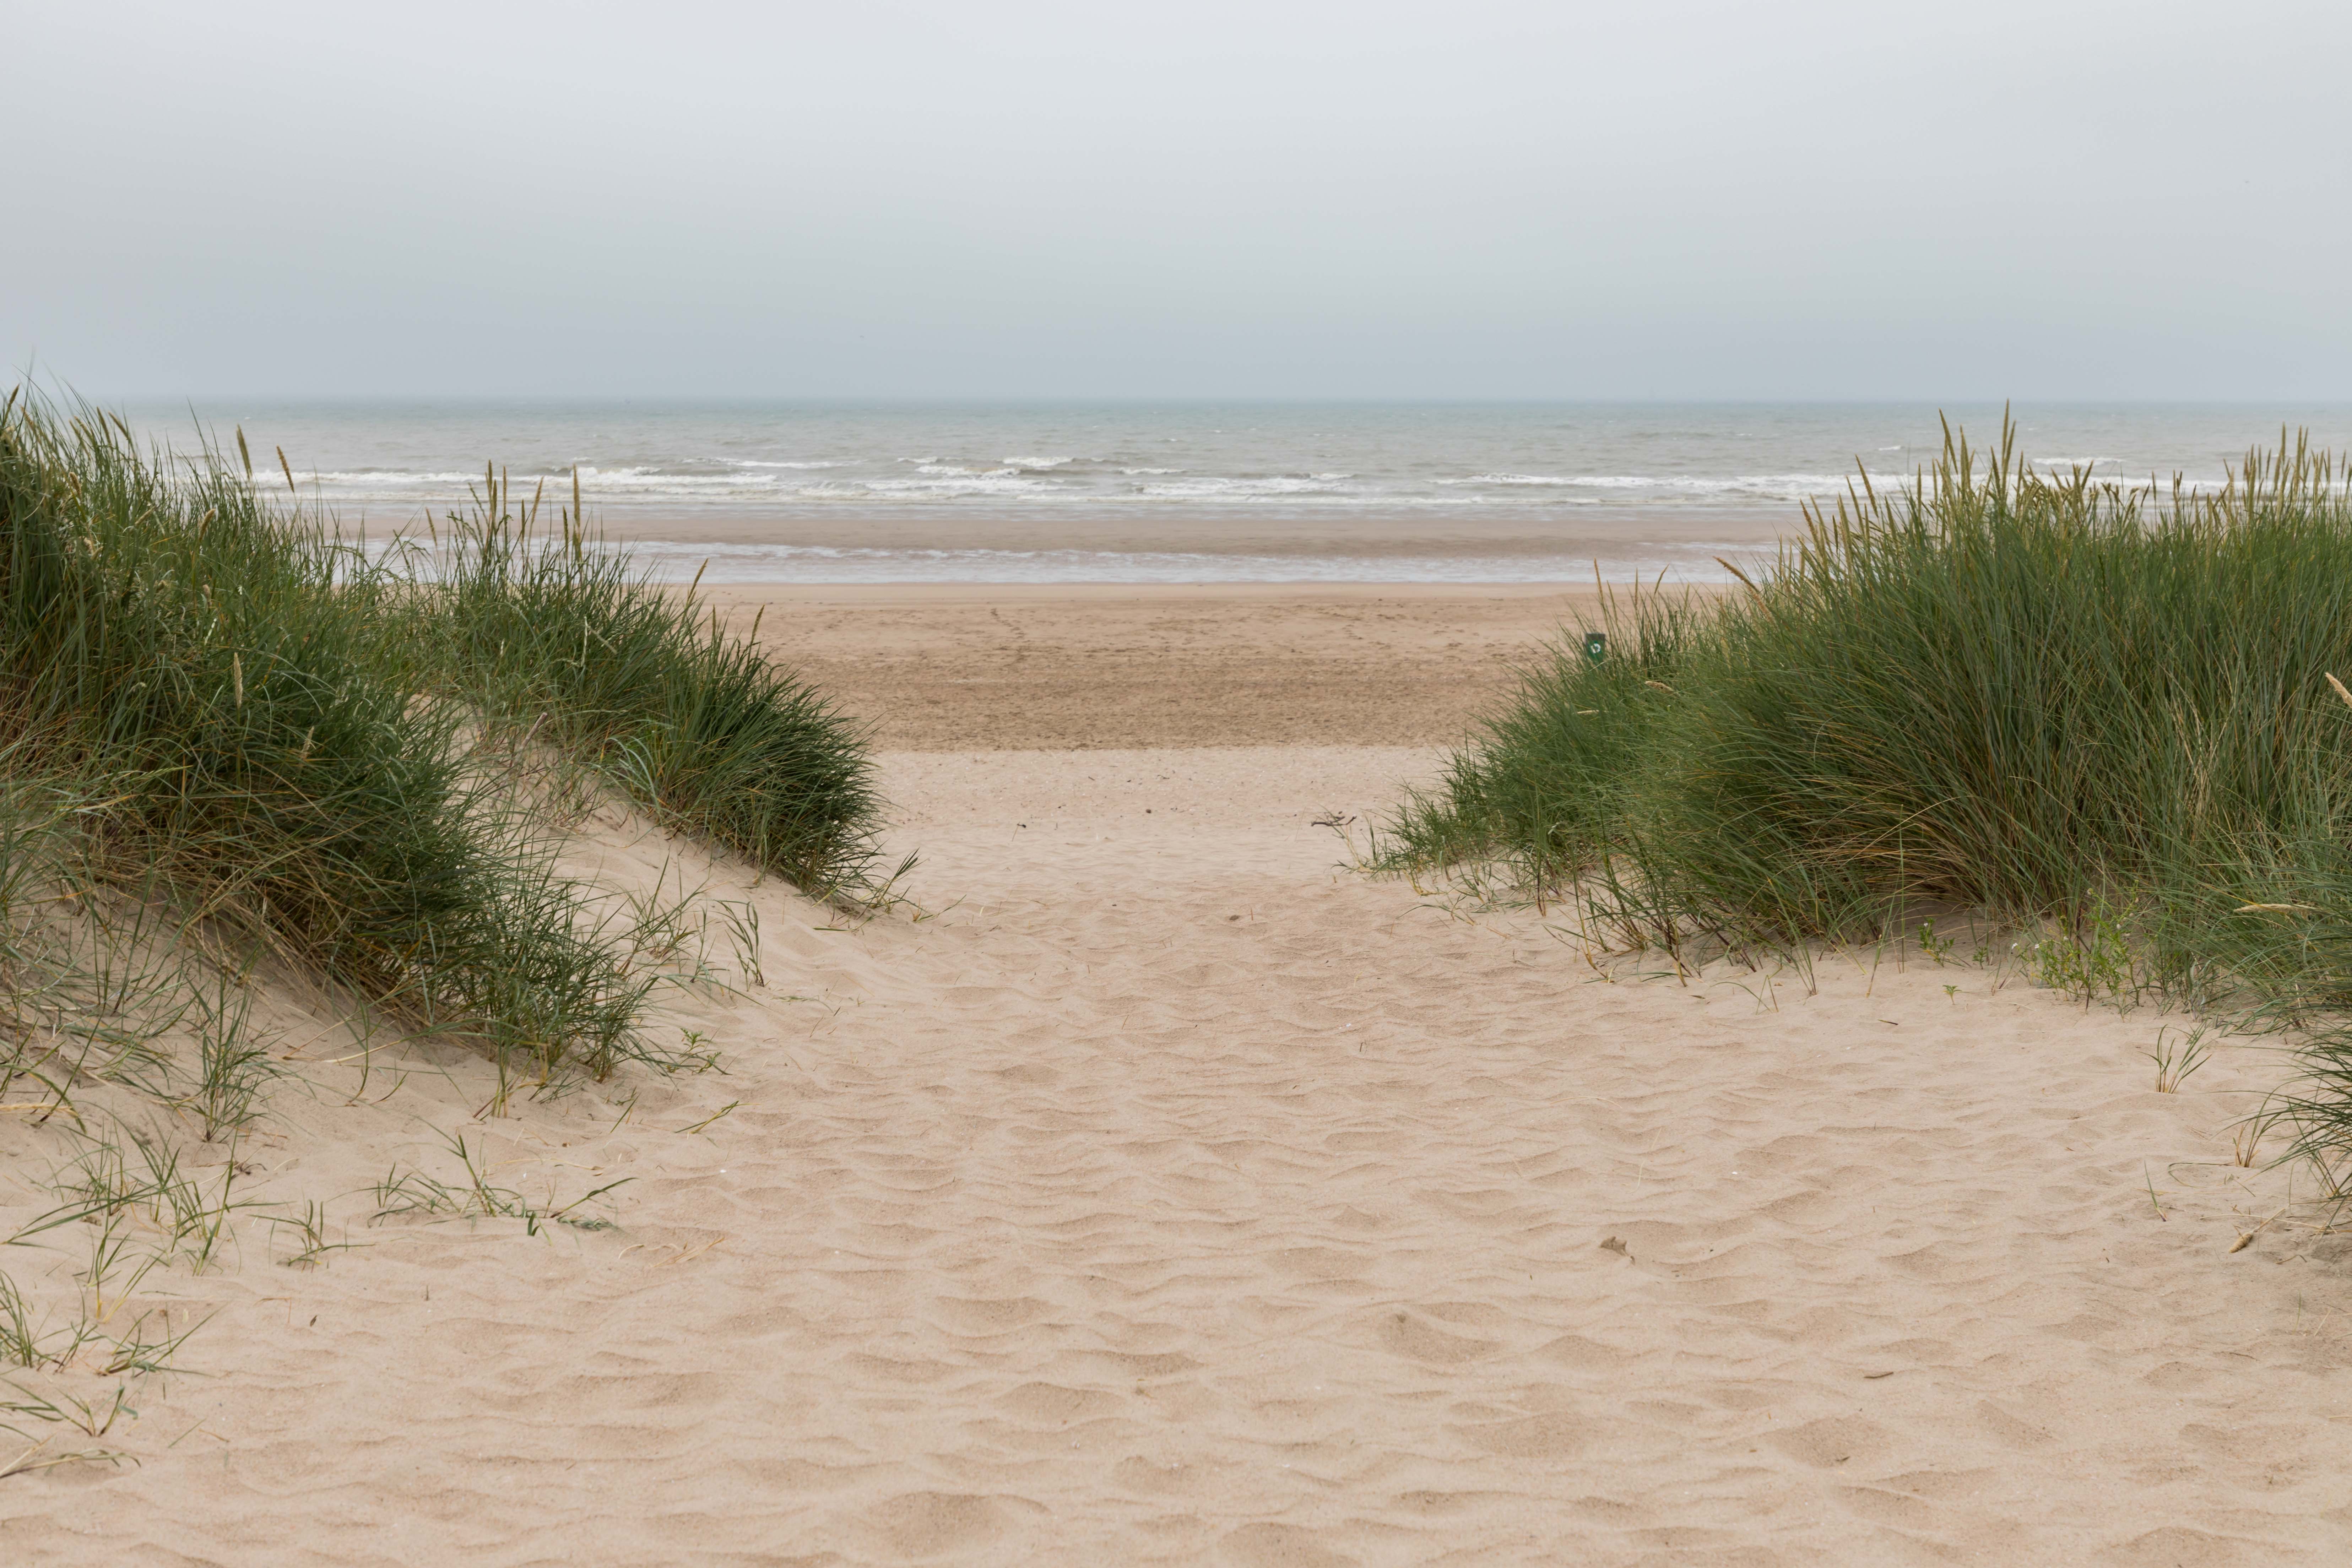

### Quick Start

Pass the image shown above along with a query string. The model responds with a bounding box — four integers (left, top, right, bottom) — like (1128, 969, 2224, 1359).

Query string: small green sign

(1584, 632, 1608, 663)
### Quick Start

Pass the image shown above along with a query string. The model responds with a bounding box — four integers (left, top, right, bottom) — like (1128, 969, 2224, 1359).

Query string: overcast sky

(7, 0, 2347, 400)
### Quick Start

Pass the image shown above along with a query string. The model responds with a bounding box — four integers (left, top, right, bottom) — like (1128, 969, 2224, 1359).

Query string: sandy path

(6, 747, 2352, 1564)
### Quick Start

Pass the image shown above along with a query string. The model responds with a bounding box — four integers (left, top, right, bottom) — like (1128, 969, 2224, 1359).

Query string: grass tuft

(0, 387, 883, 1098)
(0, 391, 655, 1087)
(416, 469, 884, 900)
(1382, 415, 2352, 1159)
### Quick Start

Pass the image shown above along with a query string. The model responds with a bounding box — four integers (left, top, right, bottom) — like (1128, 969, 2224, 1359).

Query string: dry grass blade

(0, 1437, 126, 1480)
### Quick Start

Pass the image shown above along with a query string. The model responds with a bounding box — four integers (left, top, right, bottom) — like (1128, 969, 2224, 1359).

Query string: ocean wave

(254, 460, 2243, 513)
(555, 468, 782, 492)
(284, 468, 489, 487)
(853, 471, 1058, 497)
(1133, 474, 1351, 499)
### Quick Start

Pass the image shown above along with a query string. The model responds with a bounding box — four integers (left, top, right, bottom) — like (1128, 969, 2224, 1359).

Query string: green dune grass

(0, 390, 881, 1101)
(417, 469, 883, 899)
(1384, 419, 2352, 1165)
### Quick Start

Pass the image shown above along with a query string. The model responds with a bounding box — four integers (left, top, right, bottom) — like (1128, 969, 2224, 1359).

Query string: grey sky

(7, 0, 2347, 398)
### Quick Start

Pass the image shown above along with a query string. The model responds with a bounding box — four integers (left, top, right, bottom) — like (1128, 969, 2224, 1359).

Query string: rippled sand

(5, 743, 2346, 1563)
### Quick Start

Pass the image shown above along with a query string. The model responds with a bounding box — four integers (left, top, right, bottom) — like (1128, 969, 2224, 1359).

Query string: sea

(122, 401, 2352, 585)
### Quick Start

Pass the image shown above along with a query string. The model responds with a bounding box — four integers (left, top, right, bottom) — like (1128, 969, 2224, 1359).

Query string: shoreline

(386, 501, 1799, 559)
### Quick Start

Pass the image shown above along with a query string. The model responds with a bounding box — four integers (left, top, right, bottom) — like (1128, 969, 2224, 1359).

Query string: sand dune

(5, 742, 2348, 1564)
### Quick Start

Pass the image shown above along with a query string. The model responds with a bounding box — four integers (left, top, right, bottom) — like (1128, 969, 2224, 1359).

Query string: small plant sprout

(267, 1201, 358, 1268)
(78, 1205, 162, 1329)
(99, 1306, 207, 1379)
(1916, 921, 1956, 964)
(2147, 1026, 2212, 1094)
(718, 899, 764, 988)
(186, 962, 278, 1141)
(620, 863, 704, 965)
(371, 1132, 633, 1237)
(1, 1381, 134, 1439)
(542, 1178, 633, 1232)
(0, 1274, 50, 1369)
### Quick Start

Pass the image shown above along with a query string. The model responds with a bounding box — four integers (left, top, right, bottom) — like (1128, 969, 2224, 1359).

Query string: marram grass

(1382, 419, 2352, 1169)
(0, 391, 649, 1082)
(0, 390, 882, 1099)
(414, 468, 884, 899)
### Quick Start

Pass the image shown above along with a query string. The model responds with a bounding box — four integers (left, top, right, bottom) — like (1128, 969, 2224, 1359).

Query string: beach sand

(6, 587, 2351, 1563)
(699, 582, 1611, 750)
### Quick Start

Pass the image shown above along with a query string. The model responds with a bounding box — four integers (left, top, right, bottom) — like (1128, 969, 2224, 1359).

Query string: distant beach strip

(358, 539, 1770, 586)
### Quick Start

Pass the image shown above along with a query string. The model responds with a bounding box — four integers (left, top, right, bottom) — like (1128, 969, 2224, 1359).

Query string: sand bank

(703, 582, 1615, 749)
(5, 597, 2350, 1564)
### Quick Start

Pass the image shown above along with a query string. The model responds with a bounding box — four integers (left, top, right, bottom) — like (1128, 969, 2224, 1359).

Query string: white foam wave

(274, 459, 2257, 514)
(284, 469, 486, 487)
(572, 466, 786, 490)
(856, 470, 1057, 498)
(1133, 474, 1350, 499)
